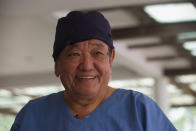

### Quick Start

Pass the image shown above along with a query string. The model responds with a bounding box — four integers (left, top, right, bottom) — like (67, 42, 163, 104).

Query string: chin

(75, 86, 100, 97)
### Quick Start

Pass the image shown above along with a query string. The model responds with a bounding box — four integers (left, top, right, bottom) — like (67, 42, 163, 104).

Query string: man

(11, 11, 177, 131)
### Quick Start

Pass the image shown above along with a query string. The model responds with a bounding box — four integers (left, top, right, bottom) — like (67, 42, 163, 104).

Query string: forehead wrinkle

(89, 42, 108, 51)
(66, 40, 108, 51)
(93, 43, 105, 48)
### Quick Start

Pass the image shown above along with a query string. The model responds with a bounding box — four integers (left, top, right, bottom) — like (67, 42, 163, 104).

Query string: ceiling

(0, 0, 196, 114)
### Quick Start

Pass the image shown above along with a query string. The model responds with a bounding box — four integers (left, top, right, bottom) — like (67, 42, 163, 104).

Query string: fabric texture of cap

(52, 11, 114, 61)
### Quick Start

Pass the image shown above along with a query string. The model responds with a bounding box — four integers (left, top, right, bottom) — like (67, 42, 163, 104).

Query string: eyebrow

(93, 43, 106, 49)
(67, 44, 81, 50)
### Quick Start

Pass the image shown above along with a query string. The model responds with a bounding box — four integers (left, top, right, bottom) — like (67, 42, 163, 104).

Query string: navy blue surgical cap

(52, 11, 114, 61)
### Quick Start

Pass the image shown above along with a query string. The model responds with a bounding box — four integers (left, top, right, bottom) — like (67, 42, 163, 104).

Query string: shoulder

(18, 91, 64, 118)
(10, 91, 65, 131)
(115, 88, 162, 114)
(21, 90, 64, 113)
(115, 88, 155, 105)
(115, 89, 176, 131)
(30, 90, 64, 104)
(112, 88, 160, 115)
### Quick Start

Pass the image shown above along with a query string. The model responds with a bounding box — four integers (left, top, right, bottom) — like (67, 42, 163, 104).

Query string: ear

(55, 62, 60, 77)
(109, 49, 115, 68)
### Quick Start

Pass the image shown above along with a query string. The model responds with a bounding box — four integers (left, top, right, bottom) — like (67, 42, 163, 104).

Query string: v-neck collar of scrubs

(60, 89, 119, 122)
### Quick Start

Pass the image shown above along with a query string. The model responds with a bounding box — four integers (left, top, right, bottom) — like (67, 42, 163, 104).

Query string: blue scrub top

(11, 89, 177, 131)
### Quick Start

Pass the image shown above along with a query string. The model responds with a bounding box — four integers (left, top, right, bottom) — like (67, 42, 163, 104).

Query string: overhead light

(109, 79, 153, 96)
(144, 2, 196, 23)
(13, 85, 63, 96)
(176, 74, 196, 83)
(178, 32, 196, 40)
(109, 78, 154, 88)
(0, 96, 31, 108)
(183, 41, 196, 51)
(191, 50, 196, 56)
(140, 78, 154, 86)
(190, 83, 196, 91)
(166, 84, 182, 94)
(0, 89, 12, 97)
(170, 94, 195, 105)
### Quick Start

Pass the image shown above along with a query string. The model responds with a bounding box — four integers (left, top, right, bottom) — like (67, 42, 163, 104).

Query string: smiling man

(11, 11, 177, 131)
(55, 39, 115, 118)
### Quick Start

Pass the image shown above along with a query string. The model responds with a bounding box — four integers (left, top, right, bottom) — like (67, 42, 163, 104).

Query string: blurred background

(1, 0, 196, 130)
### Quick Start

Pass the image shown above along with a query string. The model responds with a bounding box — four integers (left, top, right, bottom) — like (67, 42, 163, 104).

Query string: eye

(68, 52, 80, 57)
(95, 51, 104, 55)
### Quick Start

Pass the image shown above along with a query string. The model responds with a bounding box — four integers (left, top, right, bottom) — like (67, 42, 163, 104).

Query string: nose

(78, 53, 94, 72)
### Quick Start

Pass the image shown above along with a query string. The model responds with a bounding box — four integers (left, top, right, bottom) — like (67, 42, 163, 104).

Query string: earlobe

(55, 62, 60, 77)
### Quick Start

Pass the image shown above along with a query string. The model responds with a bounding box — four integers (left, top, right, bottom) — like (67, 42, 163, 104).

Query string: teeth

(79, 76, 95, 79)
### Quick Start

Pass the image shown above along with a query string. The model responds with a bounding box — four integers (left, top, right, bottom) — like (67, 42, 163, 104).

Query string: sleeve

(136, 93, 177, 131)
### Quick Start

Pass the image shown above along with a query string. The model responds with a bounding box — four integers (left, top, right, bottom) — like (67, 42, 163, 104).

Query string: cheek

(59, 64, 76, 90)
(96, 61, 111, 76)
(59, 62, 78, 83)
(59, 62, 76, 74)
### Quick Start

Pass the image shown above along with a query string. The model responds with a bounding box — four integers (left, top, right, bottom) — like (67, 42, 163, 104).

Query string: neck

(64, 86, 115, 119)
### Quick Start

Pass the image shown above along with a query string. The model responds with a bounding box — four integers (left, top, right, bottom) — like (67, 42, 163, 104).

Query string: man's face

(55, 39, 115, 98)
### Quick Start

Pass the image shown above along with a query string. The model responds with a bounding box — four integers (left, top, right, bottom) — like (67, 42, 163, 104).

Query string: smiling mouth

(78, 76, 97, 79)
